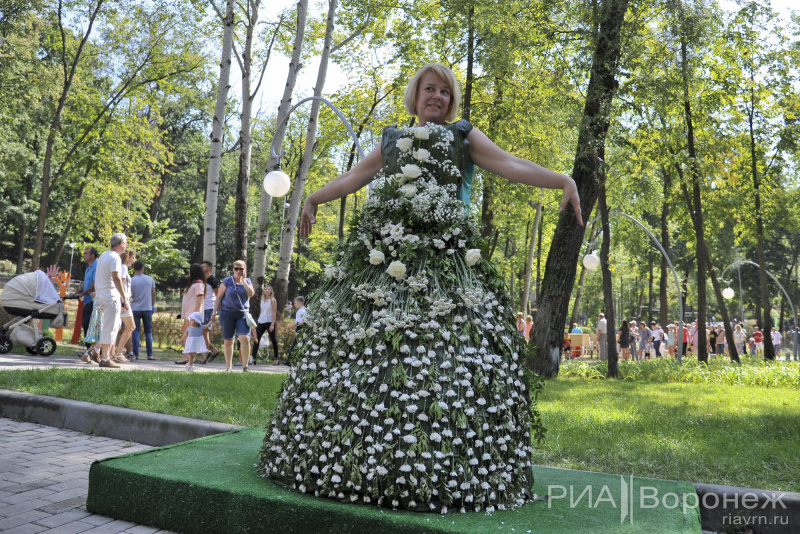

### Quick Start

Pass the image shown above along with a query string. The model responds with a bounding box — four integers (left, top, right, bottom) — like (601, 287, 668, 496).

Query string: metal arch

(719, 260, 797, 360)
(269, 96, 366, 162)
(585, 211, 684, 363)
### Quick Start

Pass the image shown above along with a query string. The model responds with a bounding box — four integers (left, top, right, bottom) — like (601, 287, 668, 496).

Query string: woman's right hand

(299, 199, 317, 238)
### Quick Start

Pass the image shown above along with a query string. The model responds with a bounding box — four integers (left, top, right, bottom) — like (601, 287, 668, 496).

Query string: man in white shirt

(596, 313, 608, 361)
(771, 327, 783, 357)
(650, 321, 664, 358)
(94, 233, 128, 368)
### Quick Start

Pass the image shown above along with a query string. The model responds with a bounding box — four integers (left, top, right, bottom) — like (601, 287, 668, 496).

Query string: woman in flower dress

(258, 63, 582, 513)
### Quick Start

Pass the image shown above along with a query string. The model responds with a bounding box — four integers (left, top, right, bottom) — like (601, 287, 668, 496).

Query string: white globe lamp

(263, 169, 291, 197)
(583, 251, 600, 270)
(722, 287, 735, 300)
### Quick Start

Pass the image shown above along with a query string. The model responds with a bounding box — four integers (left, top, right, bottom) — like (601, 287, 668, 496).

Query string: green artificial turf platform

(87, 427, 701, 533)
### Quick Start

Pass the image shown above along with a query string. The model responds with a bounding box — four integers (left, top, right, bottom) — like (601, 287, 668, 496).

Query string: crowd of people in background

(64, 233, 306, 371)
(551, 311, 796, 362)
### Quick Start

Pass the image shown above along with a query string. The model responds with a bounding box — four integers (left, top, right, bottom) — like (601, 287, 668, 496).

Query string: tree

(202, 0, 235, 270)
(529, 0, 630, 377)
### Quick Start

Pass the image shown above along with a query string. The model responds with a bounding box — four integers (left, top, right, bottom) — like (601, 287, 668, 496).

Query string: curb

(0, 389, 244, 446)
(693, 482, 800, 534)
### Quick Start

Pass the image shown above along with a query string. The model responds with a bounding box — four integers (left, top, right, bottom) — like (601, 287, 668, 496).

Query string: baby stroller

(0, 270, 71, 356)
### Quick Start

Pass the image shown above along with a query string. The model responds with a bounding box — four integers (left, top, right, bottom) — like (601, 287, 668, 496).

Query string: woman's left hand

(559, 178, 583, 226)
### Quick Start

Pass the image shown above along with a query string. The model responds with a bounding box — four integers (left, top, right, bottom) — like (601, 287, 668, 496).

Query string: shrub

(152, 313, 182, 349)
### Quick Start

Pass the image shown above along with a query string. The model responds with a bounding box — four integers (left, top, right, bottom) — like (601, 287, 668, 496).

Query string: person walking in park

(650, 321, 663, 358)
(177, 312, 207, 372)
(176, 263, 205, 365)
(258, 63, 582, 511)
(113, 249, 136, 362)
(637, 321, 651, 360)
(666, 323, 676, 357)
(200, 261, 221, 363)
(733, 323, 746, 357)
(618, 320, 631, 360)
(254, 284, 280, 365)
(93, 233, 128, 368)
(211, 260, 255, 372)
(130, 260, 156, 360)
(753, 327, 764, 356)
(597, 312, 608, 361)
(771, 326, 782, 357)
(71, 247, 98, 356)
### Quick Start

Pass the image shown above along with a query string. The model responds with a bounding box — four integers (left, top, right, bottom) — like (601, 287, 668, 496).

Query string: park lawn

(535, 378, 800, 493)
(1, 368, 798, 492)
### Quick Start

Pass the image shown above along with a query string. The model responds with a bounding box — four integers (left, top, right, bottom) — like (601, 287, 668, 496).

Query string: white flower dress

(258, 120, 543, 513)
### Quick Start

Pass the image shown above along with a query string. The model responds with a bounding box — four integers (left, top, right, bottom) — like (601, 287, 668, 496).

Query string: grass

(534, 378, 800, 493)
(0, 364, 798, 492)
(0, 367, 285, 427)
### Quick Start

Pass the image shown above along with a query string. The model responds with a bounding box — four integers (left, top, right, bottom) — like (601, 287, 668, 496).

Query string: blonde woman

(253, 284, 280, 365)
(733, 324, 746, 356)
(210, 260, 255, 372)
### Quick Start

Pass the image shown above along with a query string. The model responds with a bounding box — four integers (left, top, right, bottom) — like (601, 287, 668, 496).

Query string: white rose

(369, 249, 385, 265)
(396, 137, 413, 151)
(324, 266, 337, 278)
(401, 164, 421, 179)
(413, 127, 430, 140)
(465, 249, 481, 266)
(386, 260, 407, 280)
(413, 148, 430, 162)
(394, 173, 408, 186)
(399, 184, 417, 199)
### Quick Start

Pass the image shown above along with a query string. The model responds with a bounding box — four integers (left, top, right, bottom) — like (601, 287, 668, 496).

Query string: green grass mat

(87, 428, 701, 533)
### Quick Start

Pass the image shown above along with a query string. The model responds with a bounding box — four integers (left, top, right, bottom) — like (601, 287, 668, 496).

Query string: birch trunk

(202, 0, 235, 272)
(571, 221, 597, 324)
(252, 0, 308, 296)
(233, 0, 262, 263)
(528, 0, 630, 377)
(520, 202, 542, 315)
(273, 0, 337, 311)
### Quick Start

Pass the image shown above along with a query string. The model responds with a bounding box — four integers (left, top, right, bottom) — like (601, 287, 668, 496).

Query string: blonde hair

(403, 63, 461, 123)
(120, 250, 136, 263)
(233, 260, 246, 269)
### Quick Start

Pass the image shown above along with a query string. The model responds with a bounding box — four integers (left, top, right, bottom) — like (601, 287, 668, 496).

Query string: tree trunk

(142, 170, 169, 243)
(599, 182, 618, 377)
(16, 164, 36, 274)
(233, 0, 263, 264)
(31, 0, 104, 271)
(681, 31, 708, 363)
(528, 0, 629, 377)
(274, 0, 337, 312)
(48, 176, 89, 267)
(749, 97, 774, 359)
(571, 221, 597, 324)
(202, 0, 235, 271)
(706, 257, 740, 362)
(520, 202, 542, 315)
(659, 165, 671, 328)
(253, 0, 308, 294)
(463, 3, 474, 122)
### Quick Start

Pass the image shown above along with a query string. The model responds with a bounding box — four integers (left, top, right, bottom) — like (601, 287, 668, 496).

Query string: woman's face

(264, 286, 273, 296)
(126, 254, 136, 266)
(415, 72, 451, 125)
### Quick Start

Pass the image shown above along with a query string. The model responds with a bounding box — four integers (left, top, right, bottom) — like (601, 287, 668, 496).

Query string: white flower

(413, 148, 430, 161)
(465, 248, 481, 266)
(324, 266, 337, 279)
(369, 249, 385, 265)
(386, 260, 407, 280)
(413, 127, 430, 140)
(401, 164, 422, 179)
(397, 137, 413, 151)
(399, 184, 417, 199)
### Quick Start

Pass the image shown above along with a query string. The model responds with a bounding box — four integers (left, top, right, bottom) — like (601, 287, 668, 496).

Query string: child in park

(749, 337, 756, 357)
(178, 311, 207, 372)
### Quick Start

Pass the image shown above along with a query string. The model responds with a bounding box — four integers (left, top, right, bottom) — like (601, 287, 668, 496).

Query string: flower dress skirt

(258, 121, 541, 513)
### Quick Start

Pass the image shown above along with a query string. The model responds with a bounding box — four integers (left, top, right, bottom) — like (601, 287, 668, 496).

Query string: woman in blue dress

(258, 64, 582, 513)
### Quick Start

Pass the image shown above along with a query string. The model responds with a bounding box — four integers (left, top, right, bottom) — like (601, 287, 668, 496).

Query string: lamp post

(264, 96, 367, 197)
(719, 260, 797, 361)
(68, 242, 76, 279)
(583, 211, 684, 363)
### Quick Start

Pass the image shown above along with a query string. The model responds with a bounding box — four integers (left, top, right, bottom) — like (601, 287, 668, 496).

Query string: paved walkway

(0, 418, 174, 533)
(0, 351, 290, 374)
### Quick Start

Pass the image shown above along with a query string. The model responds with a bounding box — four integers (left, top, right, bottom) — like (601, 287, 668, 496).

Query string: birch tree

(274, 0, 339, 311)
(252, 0, 308, 297)
(202, 0, 235, 270)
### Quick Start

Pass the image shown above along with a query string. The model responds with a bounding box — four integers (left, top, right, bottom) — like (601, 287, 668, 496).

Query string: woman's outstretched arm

(299, 145, 384, 237)
(468, 126, 583, 226)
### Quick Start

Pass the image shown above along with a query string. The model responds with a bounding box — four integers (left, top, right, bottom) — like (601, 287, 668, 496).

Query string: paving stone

(0, 510, 51, 531)
(34, 508, 93, 528)
(7, 521, 49, 533)
(44, 520, 98, 534)
(2, 486, 57, 505)
(122, 526, 162, 534)
(38, 495, 88, 514)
